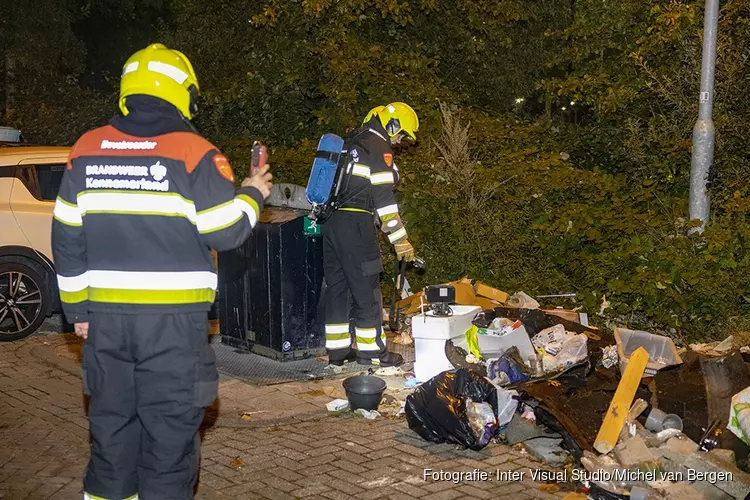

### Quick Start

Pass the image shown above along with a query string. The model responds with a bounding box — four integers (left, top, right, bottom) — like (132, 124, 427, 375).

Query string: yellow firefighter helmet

(119, 43, 200, 120)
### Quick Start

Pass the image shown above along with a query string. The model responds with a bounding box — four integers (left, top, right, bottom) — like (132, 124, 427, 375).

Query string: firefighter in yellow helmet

(52, 43, 272, 500)
(321, 102, 418, 367)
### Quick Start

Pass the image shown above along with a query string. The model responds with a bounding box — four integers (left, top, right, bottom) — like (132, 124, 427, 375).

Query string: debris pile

(385, 279, 750, 499)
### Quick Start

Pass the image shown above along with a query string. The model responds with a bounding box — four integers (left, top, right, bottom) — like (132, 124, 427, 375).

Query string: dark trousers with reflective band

(82, 311, 218, 500)
(322, 210, 386, 362)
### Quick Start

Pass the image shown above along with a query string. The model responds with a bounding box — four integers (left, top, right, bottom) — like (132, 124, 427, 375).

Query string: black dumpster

(217, 207, 325, 361)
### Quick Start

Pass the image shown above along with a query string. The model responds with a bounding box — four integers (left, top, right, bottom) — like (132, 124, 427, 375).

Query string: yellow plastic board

(594, 346, 649, 454)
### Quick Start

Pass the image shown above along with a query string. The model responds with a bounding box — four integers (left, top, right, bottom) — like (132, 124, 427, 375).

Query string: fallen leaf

(539, 484, 560, 493)
(322, 386, 345, 398)
(381, 394, 397, 405)
(230, 456, 245, 468)
(240, 414, 252, 422)
(548, 380, 562, 387)
(561, 494, 587, 500)
(306, 390, 325, 396)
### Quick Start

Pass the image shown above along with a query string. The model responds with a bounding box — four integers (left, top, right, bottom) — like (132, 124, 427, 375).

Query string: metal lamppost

(688, 0, 720, 234)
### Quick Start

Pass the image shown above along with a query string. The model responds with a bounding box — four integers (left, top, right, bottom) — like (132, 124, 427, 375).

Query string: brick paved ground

(0, 333, 571, 500)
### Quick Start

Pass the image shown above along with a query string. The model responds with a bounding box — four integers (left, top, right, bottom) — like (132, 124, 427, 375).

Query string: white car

(0, 144, 70, 340)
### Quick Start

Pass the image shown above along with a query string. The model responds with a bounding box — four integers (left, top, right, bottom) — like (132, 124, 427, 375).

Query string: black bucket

(343, 375, 387, 411)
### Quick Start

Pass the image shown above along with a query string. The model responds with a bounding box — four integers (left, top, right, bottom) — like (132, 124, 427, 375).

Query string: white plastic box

(476, 323, 536, 364)
(614, 328, 682, 377)
(412, 305, 480, 383)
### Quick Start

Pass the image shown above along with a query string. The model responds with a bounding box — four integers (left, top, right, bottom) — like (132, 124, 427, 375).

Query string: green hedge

(5, 0, 750, 341)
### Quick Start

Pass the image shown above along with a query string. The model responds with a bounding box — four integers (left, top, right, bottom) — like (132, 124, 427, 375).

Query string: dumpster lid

(260, 207, 308, 224)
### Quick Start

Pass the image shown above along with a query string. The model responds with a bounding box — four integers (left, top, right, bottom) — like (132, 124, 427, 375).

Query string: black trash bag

(472, 307, 554, 336)
(405, 368, 499, 451)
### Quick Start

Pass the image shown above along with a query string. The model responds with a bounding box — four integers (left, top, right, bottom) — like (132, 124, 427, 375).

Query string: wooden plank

(594, 346, 649, 454)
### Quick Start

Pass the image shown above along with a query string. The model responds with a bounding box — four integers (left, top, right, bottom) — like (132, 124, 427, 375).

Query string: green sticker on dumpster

(303, 217, 321, 236)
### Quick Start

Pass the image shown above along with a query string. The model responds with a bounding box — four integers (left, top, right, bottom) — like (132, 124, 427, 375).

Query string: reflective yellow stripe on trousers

(325, 324, 351, 350)
(84, 493, 138, 500)
(355, 327, 380, 352)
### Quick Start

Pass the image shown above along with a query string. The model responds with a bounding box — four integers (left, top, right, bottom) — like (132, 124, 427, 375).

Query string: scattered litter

(599, 294, 610, 315)
(487, 347, 531, 385)
(691, 335, 734, 356)
(521, 405, 536, 424)
(392, 329, 413, 345)
(601, 345, 618, 368)
(230, 456, 245, 468)
(629, 485, 650, 500)
(404, 378, 419, 388)
(507, 291, 540, 309)
(465, 353, 481, 364)
(490, 317, 519, 334)
(524, 437, 570, 467)
(728, 387, 750, 445)
(325, 364, 344, 374)
(699, 418, 723, 452)
(544, 333, 588, 372)
(494, 387, 519, 426)
(354, 408, 381, 420)
(378, 399, 406, 418)
(627, 398, 649, 421)
(374, 366, 403, 377)
(645, 408, 683, 432)
(239, 410, 270, 421)
(580, 451, 630, 495)
(467, 399, 498, 448)
(641, 428, 683, 448)
(326, 399, 350, 412)
(709, 332, 735, 350)
(531, 324, 567, 351)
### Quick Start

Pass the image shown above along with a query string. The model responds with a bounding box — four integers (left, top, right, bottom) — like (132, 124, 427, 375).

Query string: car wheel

(0, 262, 49, 341)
